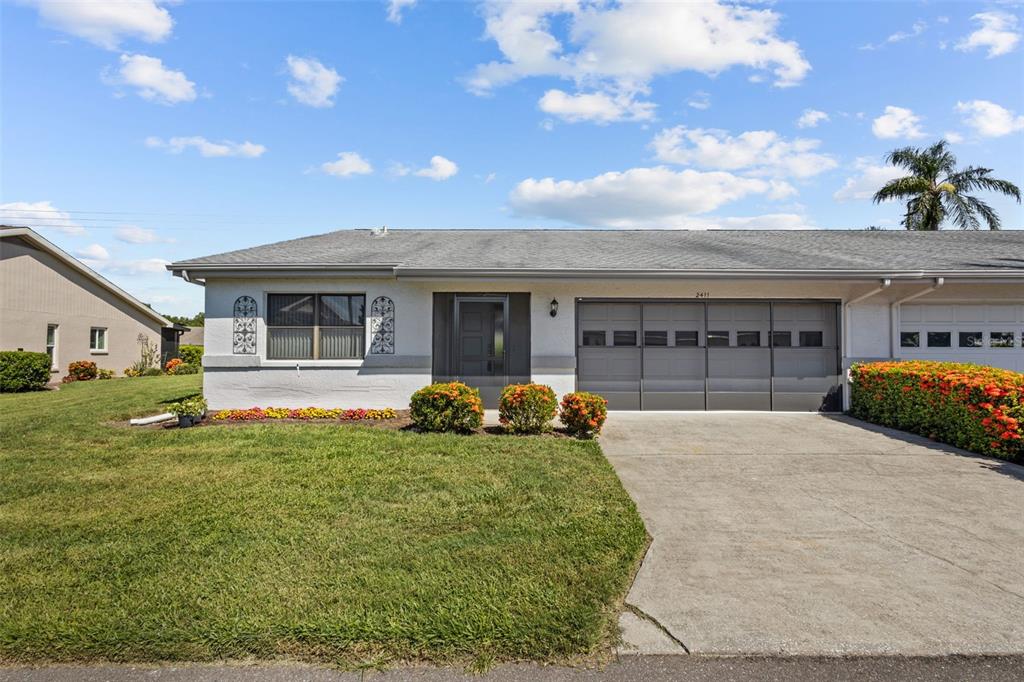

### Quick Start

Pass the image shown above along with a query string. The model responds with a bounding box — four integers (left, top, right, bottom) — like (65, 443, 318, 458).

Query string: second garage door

(577, 300, 841, 412)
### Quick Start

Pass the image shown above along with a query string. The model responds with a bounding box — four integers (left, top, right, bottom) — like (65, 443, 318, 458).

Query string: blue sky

(2, 0, 1023, 315)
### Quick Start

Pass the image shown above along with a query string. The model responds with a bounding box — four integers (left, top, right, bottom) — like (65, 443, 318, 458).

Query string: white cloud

(77, 243, 110, 261)
(538, 89, 655, 123)
(114, 224, 171, 244)
(415, 155, 459, 181)
(833, 158, 906, 201)
(285, 55, 342, 108)
(685, 213, 815, 230)
(955, 99, 1024, 137)
(146, 136, 266, 158)
(508, 166, 781, 228)
(113, 257, 170, 275)
(388, 162, 412, 177)
(651, 126, 837, 179)
(386, 0, 417, 24)
(105, 54, 196, 104)
(797, 109, 828, 128)
(956, 12, 1020, 58)
(944, 131, 964, 144)
(687, 90, 711, 110)
(467, 1, 808, 126)
(322, 152, 373, 177)
(859, 19, 926, 50)
(0, 200, 84, 235)
(871, 105, 924, 139)
(28, 0, 173, 50)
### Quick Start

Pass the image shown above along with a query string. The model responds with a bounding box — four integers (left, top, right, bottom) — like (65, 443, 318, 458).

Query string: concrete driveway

(602, 413, 1024, 656)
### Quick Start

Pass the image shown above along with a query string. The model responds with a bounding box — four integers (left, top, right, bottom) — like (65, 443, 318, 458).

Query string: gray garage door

(577, 300, 841, 411)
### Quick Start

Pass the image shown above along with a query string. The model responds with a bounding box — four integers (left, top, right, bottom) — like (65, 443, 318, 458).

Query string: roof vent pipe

(371, 225, 388, 237)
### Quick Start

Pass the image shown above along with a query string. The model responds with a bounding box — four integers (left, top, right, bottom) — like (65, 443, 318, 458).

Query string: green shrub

(179, 345, 203, 366)
(63, 360, 98, 383)
(173, 363, 200, 375)
(142, 367, 163, 377)
(409, 382, 484, 432)
(0, 351, 52, 392)
(168, 395, 207, 417)
(850, 360, 1023, 461)
(559, 392, 609, 439)
(499, 383, 557, 434)
(97, 368, 115, 380)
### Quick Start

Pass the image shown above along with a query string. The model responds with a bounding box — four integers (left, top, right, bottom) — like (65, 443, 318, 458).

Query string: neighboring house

(169, 228, 1024, 411)
(179, 326, 204, 347)
(1, 226, 180, 376)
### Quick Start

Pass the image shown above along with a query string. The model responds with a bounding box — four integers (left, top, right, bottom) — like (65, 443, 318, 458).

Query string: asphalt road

(3, 656, 1023, 682)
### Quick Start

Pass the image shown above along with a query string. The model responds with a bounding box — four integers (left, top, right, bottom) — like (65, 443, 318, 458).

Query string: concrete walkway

(601, 413, 1024, 656)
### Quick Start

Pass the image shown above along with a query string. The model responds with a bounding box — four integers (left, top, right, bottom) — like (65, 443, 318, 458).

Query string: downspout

(843, 279, 891, 411)
(890, 277, 945, 358)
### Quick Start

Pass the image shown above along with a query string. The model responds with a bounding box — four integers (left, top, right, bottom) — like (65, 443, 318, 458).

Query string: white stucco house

(169, 228, 1024, 411)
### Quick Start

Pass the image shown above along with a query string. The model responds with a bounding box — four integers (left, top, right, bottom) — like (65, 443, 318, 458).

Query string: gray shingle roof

(171, 229, 1024, 274)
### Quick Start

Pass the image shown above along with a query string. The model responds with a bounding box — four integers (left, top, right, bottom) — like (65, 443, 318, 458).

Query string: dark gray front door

(457, 299, 506, 405)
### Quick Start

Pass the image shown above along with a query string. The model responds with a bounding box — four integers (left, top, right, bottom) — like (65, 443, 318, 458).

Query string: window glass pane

(991, 332, 1014, 348)
(320, 295, 365, 326)
(320, 328, 364, 359)
(90, 328, 106, 350)
(707, 331, 729, 347)
(959, 332, 983, 348)
(927, 331, 951, 348)
(268, 294, 314, 326)
(799, 331, 823, 347)
(613, 330, 637, 347)
(736, 331, 761, 347)
(675, 330, 699, 347)
(47, 325, 56, 345)
(900, 332, 920, 348)
(644, 330, 668, 347)
(772, 331, 792, 347)
(581, 330, 605, 347)
(267, 328, 313, 359)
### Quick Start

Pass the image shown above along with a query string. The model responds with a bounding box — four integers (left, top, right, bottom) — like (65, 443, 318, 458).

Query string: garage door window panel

(991, 332, 1014, 348)
(927, 332, 952, 348)
(959, 332, 983, 349)
(901, 332, 920, 348)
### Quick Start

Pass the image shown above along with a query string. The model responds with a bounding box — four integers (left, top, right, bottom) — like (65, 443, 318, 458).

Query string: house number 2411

(695, 291, 711, 298)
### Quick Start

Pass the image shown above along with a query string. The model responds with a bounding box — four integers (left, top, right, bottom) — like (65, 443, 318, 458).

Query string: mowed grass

(0, 376, 647, 667)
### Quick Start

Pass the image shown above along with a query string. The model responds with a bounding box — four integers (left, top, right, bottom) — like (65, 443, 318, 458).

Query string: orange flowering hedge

(499, 383, 557, 434)
(409, 381, 484, 433)
(850, 361, 1023, 461)
(559, 392, 608, 439)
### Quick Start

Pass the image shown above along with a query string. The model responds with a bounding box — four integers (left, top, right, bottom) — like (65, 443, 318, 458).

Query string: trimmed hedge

(409, 382, 484, 432)
(0, 351, 52, 392)
(179, 345, 203, 366)
(850, 360, 1023, 461)
(499, 383, 557, 434)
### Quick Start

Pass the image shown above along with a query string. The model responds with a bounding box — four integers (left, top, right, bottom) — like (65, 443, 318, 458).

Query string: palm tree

(873, 140, 1020, 230)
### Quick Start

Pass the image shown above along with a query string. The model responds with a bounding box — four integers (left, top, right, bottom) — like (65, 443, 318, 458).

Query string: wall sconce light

(550, 298, 559, 317)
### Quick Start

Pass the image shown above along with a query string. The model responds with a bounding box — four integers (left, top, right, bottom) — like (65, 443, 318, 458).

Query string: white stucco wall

(199, 276, 1024, 410)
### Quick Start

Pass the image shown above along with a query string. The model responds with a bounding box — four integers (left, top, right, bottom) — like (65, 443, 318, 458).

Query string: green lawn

(0, 376, 647, 667)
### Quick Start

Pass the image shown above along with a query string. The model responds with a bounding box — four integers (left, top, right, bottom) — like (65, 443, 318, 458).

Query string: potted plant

(169, 395, 208, 428)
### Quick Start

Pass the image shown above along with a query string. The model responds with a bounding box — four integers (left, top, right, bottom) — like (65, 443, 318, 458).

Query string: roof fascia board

(391, 268, 1024, 280)
(2, 227, 172, 327)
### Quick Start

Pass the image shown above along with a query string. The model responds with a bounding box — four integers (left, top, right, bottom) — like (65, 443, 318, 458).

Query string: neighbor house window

(927, 332, 951, 348)
(799, 331, 824, 347)
(267, 294, 365, 360)
(736, 331, 761, 347)
(772, 331, 792, 347)
(959, 332, 983, 348)
(644, 330, 668, 347)
(612, 330, 637, 347)
(900, 332, 920, 348)
(89, 327, 107, 352)
(46, 324, 58, 366)
(581, 330, 606, 347)
(675, 330, 699, 347)
(991, 332, 1014, 348)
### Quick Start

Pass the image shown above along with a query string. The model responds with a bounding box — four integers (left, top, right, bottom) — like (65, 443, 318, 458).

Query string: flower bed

(850, 360, 1023, 461)
(212, 407, 398, 421)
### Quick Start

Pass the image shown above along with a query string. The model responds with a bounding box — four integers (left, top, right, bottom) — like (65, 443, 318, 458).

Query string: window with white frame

(46, 324, 58, 366)
(266, 294, 365, 359)
(89, 327, 107, 352)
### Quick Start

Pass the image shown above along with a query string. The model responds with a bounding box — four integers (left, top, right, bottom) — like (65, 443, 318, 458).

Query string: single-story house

(169, 228, 1024, 411)
(179, 326, 204, 347)
(1, 226, 182, 376)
